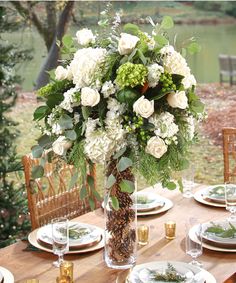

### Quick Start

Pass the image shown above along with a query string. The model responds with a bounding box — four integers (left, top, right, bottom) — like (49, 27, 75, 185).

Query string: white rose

(55, 66, 68, 81)
(118, 33, 140, 55)
(81, 87, 100, 107)
(133, 96, 154, 118)
(167, 91, 188, 109)
(52, 136, 72, 156)
(146, 136, 167, 159)
(76, 28, 95, 46)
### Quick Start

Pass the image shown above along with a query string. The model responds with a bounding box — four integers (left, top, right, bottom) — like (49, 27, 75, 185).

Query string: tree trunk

(35, 1, 74, 90)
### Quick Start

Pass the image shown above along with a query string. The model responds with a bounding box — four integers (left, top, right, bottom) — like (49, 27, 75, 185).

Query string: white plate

(127, 261, 212, 283)
(37, 222, 102, 248)
(0, 266, 14, 283)
(189, 225, 236, 253)
(135, 192, 165, 212)
(29, 226, 104, 254)
(137, 196, 173, 216)
(204, 185, 226, 203)
(201, 220, 236, 248)
(194, 189, 226, 208)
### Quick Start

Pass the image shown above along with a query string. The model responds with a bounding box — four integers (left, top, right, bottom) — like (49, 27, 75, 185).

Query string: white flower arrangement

(33, 11, 204, 193)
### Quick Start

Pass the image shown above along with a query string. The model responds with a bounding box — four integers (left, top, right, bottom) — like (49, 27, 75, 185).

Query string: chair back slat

(222, 128, 236, 183)
(22, 155, 100, 230)
(219, 54, 231, 74)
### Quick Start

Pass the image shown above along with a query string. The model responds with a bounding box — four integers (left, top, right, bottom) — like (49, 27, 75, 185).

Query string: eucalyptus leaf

(160, 16, 174, 29)
(111, 196, 119, 210)
(58, 114, 73, 130)
(82, 106, 91, 120)
(80, 185, 87, 200)
(33, 106, 50, 121)
(87, 175, 95, 190)
(31, 165, 44, 179)
(89, 197, 95, 210)
(65, 130, 77, 141)
(38, 134, 52, 149)
(92, 190, 102, 201)
(117, 157, 133, 172)
(123, 23, 140, 35)
(69, 171, 78, 190)
(154, 35, 168, 46)
(113, 147, 127, 159)
(106, 174, 116, 189)
(165, 181, 177, 190)
(187, 42, 201, 55)
(119, 180, 135, 193)
(31, 145, 43, 158)
(177, 179, 183, 193)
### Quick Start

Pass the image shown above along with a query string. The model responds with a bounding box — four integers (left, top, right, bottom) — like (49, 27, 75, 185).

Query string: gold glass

(60, 261, 73, 282)
(165, 221, 176, 240)
(137, 224, 149, 245)
(26, 280, 39, 283)
(56, 276, 71, 283)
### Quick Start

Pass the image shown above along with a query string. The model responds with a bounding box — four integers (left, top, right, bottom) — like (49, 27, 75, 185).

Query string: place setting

(0, 266, 14, 283)
(28, 217, 104, 258)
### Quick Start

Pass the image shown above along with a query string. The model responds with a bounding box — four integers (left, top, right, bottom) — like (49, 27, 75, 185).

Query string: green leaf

(137, 49, 147, 65)
(89, 198, 95, 210)
(69, 171, 78, 190)
(119, 180, 135, 194)
(190, 100, 205, 113)
(38, 134, 52, 149)
(123, 23, 140, 35)
(113, 147, 127, 159)
(177, 179, 183, 193)
(80, 185, 87, 200)
(98, 19, 109, 27)
(111, 196, 119, 210)
(117, 157, 133, 172)
(154, 35, 168, 46)
(165, 181, 177, 190)
(62, 34, 73, 48)
(58, 114, 73, 130)
(87, 175, 95, 190)
(187, 42, 201, 55)
(82, 106, 91, 120)
(31, 145, 43, 158)
(160, 16, 174, 29)
(65, 130, 77, 141)
(31, 165, 44, 179)
(106, 174, 116, 189)
(33, 106, 50, 121)
(92, 190, 102, 201)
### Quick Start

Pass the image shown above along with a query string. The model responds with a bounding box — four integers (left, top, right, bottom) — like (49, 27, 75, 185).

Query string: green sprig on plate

(150, 263, 186, 282)
(205, 222, 236, 239)
(69, 227, 90, 240)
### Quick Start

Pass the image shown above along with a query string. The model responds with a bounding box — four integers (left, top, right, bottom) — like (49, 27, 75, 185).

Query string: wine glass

(225, 183, 236, 220)
(51, 217, 69, 267)
(182, 164, 195, 198)
(185, 218, 203, 267)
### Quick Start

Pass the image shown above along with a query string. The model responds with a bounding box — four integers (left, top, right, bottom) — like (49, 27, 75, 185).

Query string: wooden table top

(0, 184, 235, 283)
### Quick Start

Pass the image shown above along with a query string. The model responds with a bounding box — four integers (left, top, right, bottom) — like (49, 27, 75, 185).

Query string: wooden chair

(219, 54, 231, 85)
(22, 155, 100, 230)
(229, 55, 236, 85)
(222, 128, 236, 183)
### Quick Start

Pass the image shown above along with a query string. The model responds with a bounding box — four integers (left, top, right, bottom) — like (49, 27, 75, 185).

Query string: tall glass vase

(104, 157, 137, 269)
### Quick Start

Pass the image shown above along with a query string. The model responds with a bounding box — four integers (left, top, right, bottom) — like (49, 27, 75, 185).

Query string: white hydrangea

(59, 87, 80, 113)
(184, 115, 195, 141)
(69, 47, 107, 88)
(147, 64, 164, 88)
(101, 81, 116, 98)
(76, 28, 95, 46)
(107, 97, 125, 114)
(149, 112, 179, 139)
(160, 45, 196, 90)
(85, 118, 99, 137)
(74, 112, 80, 124)
(52, 123, 63, 135)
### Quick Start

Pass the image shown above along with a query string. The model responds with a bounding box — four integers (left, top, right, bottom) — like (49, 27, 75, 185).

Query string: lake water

(4, 23, 236, 91)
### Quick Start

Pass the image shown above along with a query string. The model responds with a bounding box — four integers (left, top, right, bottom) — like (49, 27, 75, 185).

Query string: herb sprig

(149, 263, 186, 282)
(205, 222, 236, 239)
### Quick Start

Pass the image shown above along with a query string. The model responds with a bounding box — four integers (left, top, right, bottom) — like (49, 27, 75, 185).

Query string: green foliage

(205, 222, 236, 239)
(117, 157, 133, 172)
(0, 5, 32, 247)
(119, 179, 135, 193)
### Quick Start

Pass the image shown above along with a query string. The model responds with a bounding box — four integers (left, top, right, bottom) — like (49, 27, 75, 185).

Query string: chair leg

(220, 74, 222, 84)
(230, 75, 233, 86)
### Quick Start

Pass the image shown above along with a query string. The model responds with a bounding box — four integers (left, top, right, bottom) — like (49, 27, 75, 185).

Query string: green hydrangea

(115, 62, 148, 89)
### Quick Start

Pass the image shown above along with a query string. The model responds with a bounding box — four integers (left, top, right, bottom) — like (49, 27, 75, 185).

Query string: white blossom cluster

(149, 112, 179, 145)
(59, 87, 80, 113)
(147, 64, 164, 88)
(184, 115, 195, 141)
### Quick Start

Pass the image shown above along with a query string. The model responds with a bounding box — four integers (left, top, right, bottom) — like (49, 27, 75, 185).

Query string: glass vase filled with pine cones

(104, 156, 137, 269)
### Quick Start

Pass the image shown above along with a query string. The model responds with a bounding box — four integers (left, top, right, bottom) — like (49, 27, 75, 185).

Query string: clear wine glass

(51, 217, 69, 267)
(185, 218, 203, 267)
(182, 164, 195, 198)
(225, 183, 236, 221)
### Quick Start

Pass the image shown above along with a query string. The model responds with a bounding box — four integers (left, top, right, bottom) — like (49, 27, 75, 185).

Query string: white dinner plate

(28, 226, 104, 254)
(194, 189, 226, 208)
(189, 224, 236, 253)
(203, 185, 226, 203)
(135, 192, 165, 212)
(0, 266, 14, 283)
(127, 261, 215, 283)
(37, 222, 102, 248)
(201, 220, 236, 249)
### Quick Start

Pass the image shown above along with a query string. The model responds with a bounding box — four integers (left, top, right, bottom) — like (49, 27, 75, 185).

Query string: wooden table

(0, 184, 235, 283)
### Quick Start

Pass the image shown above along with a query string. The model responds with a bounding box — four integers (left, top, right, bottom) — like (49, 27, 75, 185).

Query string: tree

(11, 1, 75, 89)
(0, 5, 31, 247)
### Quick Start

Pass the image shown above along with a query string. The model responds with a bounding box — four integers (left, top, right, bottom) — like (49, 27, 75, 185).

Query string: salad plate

(135, 192, 166, 212)
(194, 189, 225, 208)
(201, 220, 236, 249)
(37, 221, 102, 249)
(0, 266, 14, 283)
